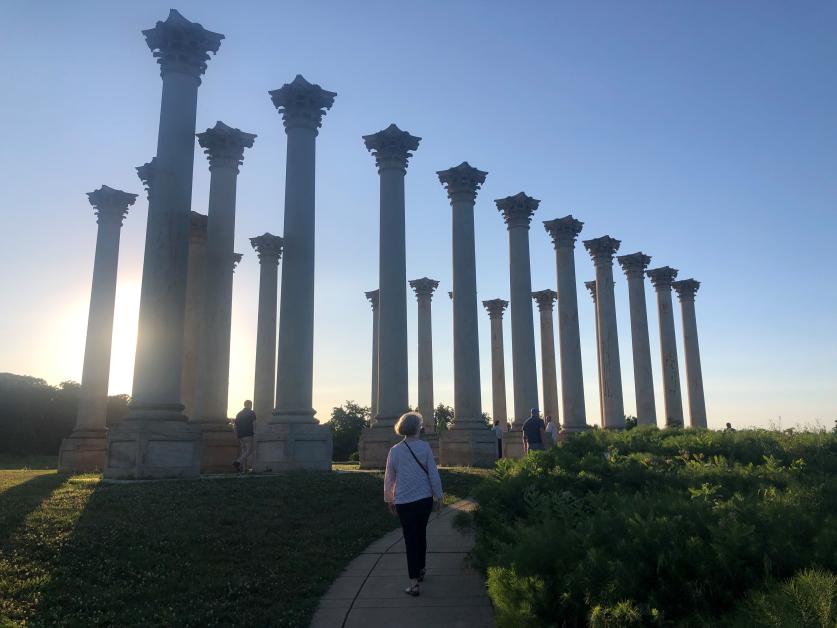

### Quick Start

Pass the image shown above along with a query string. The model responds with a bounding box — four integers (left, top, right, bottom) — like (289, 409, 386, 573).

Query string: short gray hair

(395, 411, 423, 436)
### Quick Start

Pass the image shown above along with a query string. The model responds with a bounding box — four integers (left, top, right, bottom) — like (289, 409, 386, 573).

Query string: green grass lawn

(0, 463, 490, 627)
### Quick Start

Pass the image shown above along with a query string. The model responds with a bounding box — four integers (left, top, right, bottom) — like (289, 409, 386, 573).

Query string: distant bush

(471, 426, 837, 627)
(328, 401, 370, 461)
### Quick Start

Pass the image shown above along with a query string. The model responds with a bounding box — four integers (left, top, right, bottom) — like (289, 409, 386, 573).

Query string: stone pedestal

(197, 423, 240, 474)
(105, 419, 201, 480)
(440, 428, 496, 467)
(254, 422, 332, 472)
(502, 430, 525, 459)
(422, 431, 440, 463)
(59, 430, 108, 474)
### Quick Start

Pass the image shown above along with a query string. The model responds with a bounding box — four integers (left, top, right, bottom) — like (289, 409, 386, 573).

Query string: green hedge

(471, 427, 837, 627)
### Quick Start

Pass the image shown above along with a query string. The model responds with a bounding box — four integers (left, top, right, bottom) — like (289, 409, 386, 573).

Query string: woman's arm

(426, 448, 444, 501)
(383, 448, 396, 504)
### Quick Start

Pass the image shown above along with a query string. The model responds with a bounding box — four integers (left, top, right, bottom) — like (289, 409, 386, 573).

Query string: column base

(193, 421, 239, 474)
(58, 429, 107, 474)
(104, 419, 201, 480)
(358, 419, 400, 469)
(422, 431, 440, 463)
(502, 429, 526, 459)
(439, 426, 496, 467)
(560, 423, 591, 434)
(253, 421, 332, 472)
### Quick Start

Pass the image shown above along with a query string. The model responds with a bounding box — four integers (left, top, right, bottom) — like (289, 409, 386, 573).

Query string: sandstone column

(409, 278, 439, 430)
(584, 281, 604, 424)
(496, 193, 540, 458)
(181, 211, 208, 419)
(250, 234, 283, 424)
(618, 252, 657, 426)
(358, 124, 420, 468)
(543, 216, 588, 433)
(192, 122, 255, 472)
(59, 186, 136, 473)
(482, 299, 509, 430)
(532, 290, 559, 424)
(672, 279, 707, 428)
(647, 266, 684, 427)
(583, 236, 625, 428)
(256, 75, 336, 472)
(106, 10, 223, 479)
(365, 290, 380, 419)
(439, 163, 495, 466)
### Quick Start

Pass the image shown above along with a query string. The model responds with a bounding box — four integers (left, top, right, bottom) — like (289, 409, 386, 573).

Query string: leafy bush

(328, 401, 370, 461)
(471, 427, 837, 627)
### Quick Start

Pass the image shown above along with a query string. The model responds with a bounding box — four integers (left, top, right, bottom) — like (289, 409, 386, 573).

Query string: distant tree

(328, 401, 370, 461)
(434, 404, 455, 433)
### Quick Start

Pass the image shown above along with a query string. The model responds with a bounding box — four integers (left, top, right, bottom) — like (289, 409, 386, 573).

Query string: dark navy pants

(396, 496, 434, 579)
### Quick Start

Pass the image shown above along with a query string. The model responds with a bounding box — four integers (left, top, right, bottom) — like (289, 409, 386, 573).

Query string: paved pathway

(310, 499, 494, 628)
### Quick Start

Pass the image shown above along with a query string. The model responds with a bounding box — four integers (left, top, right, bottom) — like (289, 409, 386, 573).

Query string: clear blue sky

(1, 1, 835, 429)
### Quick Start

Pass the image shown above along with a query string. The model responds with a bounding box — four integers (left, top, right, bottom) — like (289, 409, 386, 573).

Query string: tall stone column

(439, 163, 495, 466)
(583, 236, 625, 428)
(543, 216, 588, 433)
(532, 290, 559, 424)
(181, 211, 208, 419)
(409, 278, 439, 429)
(672, 279, 707, 429)
(250, 234, 283, 424)
(192, 122, 255, 473)
(482, 299, 509, 430)
(584, 281, 604, 424)
(59, 186, 136, 473)
(618, 252, 657, 426)
(496, 192, 540, 458)
(358, 124, 420, 468)
(106, 10, 223, 480)
(647, 266, 684, 427)
(365, 290, 380, 420)
(256, 75, 336, 472)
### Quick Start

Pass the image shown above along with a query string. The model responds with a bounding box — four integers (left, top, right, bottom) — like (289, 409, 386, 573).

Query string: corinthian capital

(531, 289, 557, 311)
(365, 289, 379, 310)
(482, 299, 509, 319)
(87, 185, 137, 226)
(618, 252, 652, 279)
(543, 215, 584, 248)
(197, 121, 256, 171)
(672, 279, 700, 302)
(363, 124, 421, 173)
(583, 235, 621, 265)
(437, 162, 488, 204)
(409, 277, 440, 301)
(584, 280, 597, 302)
(142, 10, 223, 81)
(232, 253, 243, 272)
(136, 158, 156, 199)
(269, 75, 336, 134)
(646, 266, 679, 290)
(495, 192, 540, 229)
(249, 233, 283, 265)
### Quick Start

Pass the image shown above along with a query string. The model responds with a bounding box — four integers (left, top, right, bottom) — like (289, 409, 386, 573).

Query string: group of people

(491, 408, 560, 456)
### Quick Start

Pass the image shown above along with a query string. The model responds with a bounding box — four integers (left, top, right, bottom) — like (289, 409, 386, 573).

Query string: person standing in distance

(233, 400, 257, 473)
(544, 415, 559, 447)
(522, 407, 546, 454)
(492, 419, 504, 458)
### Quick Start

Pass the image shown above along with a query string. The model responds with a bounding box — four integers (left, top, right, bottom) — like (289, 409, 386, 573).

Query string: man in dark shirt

(233, 400, 257, 472)
(522, 408, 546, 454)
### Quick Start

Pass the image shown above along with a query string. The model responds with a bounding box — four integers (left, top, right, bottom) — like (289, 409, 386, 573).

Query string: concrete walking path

(310, 499, 494, 628)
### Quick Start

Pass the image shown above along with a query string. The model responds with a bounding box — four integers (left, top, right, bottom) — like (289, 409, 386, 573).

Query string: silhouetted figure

(522, 408, 546, 453)
(492, 420, 503, 458)
(233, 400, 256, 472)
(724, 422, 736, 433)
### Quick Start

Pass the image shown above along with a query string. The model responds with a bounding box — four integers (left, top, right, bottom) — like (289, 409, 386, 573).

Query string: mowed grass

(0, 463, 490, 627)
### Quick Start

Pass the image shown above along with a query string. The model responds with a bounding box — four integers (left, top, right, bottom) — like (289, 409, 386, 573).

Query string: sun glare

(108, 282, 140, 396)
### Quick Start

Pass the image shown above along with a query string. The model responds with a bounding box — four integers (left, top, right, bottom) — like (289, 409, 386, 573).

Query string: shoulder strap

(402, 440, 429, 476)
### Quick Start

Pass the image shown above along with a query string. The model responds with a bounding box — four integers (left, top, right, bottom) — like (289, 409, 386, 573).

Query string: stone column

(59, 186, 136, 473)
(618, 252, 657, 426)
(647, 266, 684, 427)
(409, 278, 439, 430)
(192, 122, 255, 473)
(181, 211, 208, 419)
(495, 192, 540, 458)
(365, 290, 380, 419)
(482, 299, 509, 430)
(543, 216, 588, 433)
(106, 10, 223, 480)
(250, 234, 283, 425)
(583, 236, 625, 429)
(672, 279, 707, 429)
(358, 124, 421, 468)
(532, 290, 559, 425)
(438, 163, 495, 466)
(584, 281, 604, 424)
(256, 75, 336, 472)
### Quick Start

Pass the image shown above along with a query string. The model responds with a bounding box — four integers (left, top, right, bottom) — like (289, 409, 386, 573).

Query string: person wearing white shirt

(545, 415, 559, 446)
(384, 412, 444, 597)
(492, 420, 503, 458)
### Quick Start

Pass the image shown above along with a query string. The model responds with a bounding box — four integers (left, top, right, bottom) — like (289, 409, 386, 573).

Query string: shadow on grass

(0, 472, 67, 542)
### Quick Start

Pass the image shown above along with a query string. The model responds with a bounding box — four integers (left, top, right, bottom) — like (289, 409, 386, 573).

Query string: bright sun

(108, 282, 141, 395)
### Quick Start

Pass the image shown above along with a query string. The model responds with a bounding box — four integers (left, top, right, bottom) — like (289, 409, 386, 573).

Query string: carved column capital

(87, 185, 137, 226)
(196, 121, 256, 171)
(363, 124, 421, 173)
(495, 192, 540, 229)
(269, 74, 336, 134)
(583, 235, 621, 265)
(232, 253, 243, 272)
(531, 289, 557, 311)
(584, 280, 597, 302)
(142, 9, 223, 81)
(618, 252, 652, 279)
(409, 277, 440, 301)
(482, 298, 509, 319)
(249, 233, 283, 265)
(136, 158, 156, 199)
(437, 162, 487, 204)
(672, 279, 700, 302)
(646, 266, 679, 290)
(543, 215, 584, 248)
(365, 289, 379, 310)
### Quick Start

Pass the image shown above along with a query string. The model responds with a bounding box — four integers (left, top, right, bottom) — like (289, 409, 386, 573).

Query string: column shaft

(253, 259, 279, 422)
(595, 265, 624, 427)
(626, 275, 656, 424)
(648, 267, 684, 427)
(365, 291, 380, 420)
(416, 295, 434, 427)
(681, 299, 707, 428)
(489, 316, 508, 428)
(537, 304, 559, 422)
(508, 225, 539, 425)
(181, 213, 207, 418)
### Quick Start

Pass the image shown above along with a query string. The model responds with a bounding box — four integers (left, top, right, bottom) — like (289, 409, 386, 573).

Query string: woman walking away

(384, 411, 444, 597)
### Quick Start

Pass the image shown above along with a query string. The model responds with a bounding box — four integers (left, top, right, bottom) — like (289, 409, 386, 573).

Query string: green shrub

(471, 427, 837, 626)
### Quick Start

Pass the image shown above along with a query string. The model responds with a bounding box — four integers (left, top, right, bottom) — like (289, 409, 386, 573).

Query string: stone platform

(58, 429, 107, 474)
(253, 420, 332, 472)
(195, 422, 239, 474)
(440, 427, 496, 467)
(358, 421, 401, 469)
(103, 418, 201, 480)
(502, 429, 525, 459)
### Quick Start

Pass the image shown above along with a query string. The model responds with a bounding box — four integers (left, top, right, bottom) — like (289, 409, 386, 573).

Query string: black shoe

(233, 461, 241, 472)
(404, 584, 420, 597)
